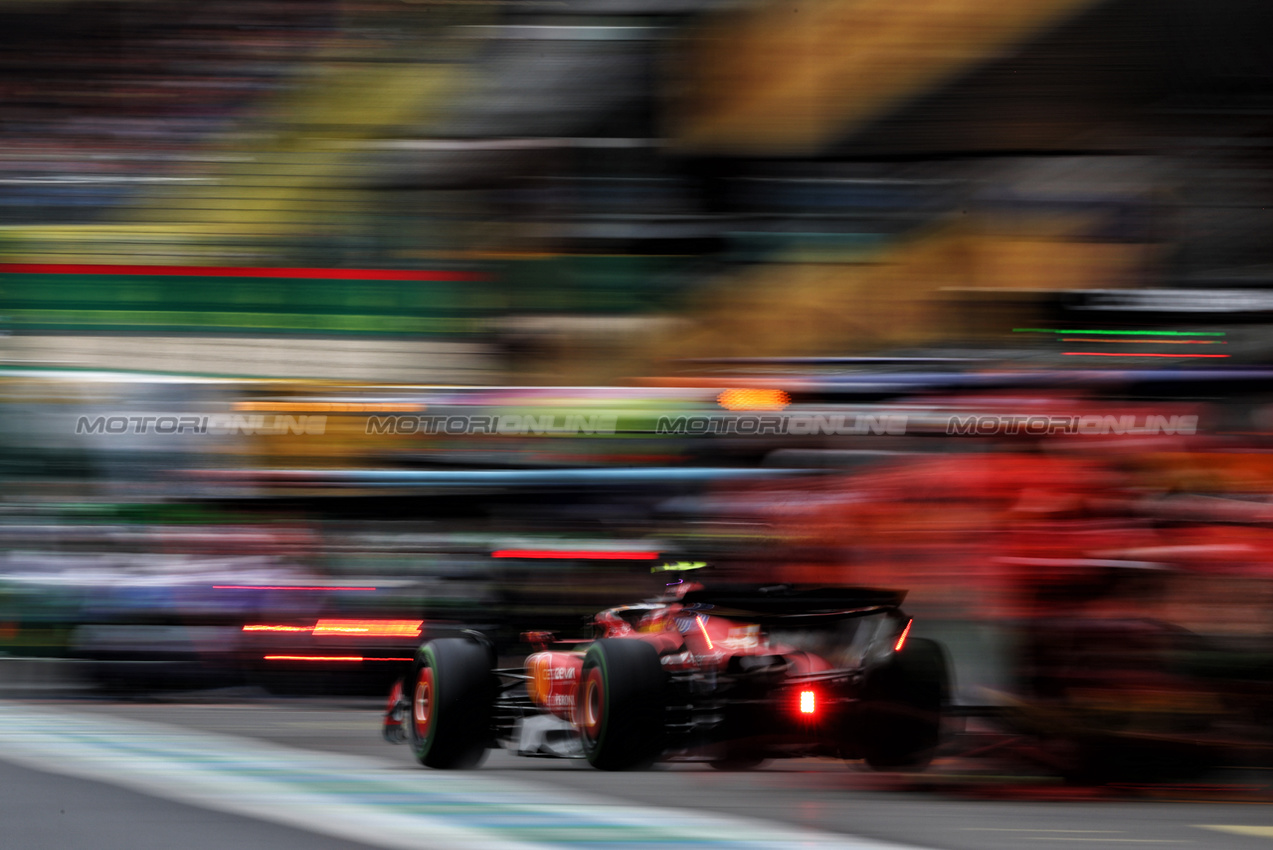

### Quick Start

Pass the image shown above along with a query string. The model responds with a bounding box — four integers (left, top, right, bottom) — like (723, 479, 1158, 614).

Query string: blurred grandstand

(2, 0, 1272, 381)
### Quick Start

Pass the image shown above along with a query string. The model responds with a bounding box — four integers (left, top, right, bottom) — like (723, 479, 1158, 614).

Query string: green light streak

(1012, 328, 1226, 337)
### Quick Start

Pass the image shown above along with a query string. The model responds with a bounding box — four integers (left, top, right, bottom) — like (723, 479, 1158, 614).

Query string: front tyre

(578, 639, 666, 770)
(408, 638, 495, 769)
(858, 637, 950, 771)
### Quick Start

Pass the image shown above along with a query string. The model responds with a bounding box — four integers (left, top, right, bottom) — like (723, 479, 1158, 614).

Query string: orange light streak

(696, 614, 714, 650)
(894, 619, 912, 652)
(716, 388, 791, 411)
(313, 619, 422, 637)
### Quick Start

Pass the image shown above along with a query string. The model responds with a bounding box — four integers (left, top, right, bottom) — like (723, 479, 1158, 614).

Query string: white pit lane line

(0, 701, 933, 850)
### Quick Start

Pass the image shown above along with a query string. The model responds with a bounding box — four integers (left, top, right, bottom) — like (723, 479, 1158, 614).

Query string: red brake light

(894, 619, 912, 652)
(799, 689, 816, 715)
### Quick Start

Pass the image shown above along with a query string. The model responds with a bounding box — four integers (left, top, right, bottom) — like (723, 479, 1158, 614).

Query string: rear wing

(678, 585, 906, 623)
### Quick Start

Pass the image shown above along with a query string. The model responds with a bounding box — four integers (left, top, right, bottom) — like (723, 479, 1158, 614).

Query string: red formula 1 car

(384, 579, 951, 771)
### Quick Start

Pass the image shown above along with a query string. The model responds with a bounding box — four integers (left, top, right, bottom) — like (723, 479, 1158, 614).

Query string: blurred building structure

(2, 0, 1273, 380)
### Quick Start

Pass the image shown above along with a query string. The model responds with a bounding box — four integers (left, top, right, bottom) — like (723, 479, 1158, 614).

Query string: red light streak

(1016, 328, 1224, 337)
(242, 625, 309, 632)
(0, 263, 484, 281)
(894, 619, 912, 652)
(263, 655, 414, 662)
(491, 550, 659, 560)
(213, 585, 378, 591)
(1063, 352, 1229, 358)
(234, 401, 424, 413)
(695, 615, 714, 650)
(1061, 338, 1224, 344)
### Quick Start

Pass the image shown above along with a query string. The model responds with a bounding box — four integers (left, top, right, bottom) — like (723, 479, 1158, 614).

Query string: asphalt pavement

(3, 693, 1273, 850)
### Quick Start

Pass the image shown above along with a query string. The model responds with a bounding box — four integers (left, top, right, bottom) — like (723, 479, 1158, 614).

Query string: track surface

(5, 693, 1273, 850)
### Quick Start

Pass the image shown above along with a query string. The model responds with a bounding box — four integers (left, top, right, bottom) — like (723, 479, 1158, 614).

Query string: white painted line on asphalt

(0, 701, 935, 850)
(1200, 825, 1273, 838)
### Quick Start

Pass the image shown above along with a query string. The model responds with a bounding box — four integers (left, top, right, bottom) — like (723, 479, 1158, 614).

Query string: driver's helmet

(653, 560, 708, 600)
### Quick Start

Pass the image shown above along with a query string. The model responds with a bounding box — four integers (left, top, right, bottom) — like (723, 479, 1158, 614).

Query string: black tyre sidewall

(408, 638, 494, 769)
(858, 637, 950, 770)
(579, 639, 666, 770)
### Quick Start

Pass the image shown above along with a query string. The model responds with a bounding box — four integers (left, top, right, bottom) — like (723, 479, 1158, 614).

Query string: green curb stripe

(0, 702, 921, 850)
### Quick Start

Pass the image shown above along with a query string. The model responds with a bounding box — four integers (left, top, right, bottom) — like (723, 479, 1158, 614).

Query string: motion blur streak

(491, 550, 661, 560)
(234, 402, 426, 413)
(716, 389, 792, 411)
(214, 586, 379, 592)
(1064, 352, 1231, 358)
(1015, 330, 1228, 337)
(1061, 339, 1226, 344)
(0, 264, 484, 281)
(262, 656, 415, 662)
(244, 621, 422, 637)
(312, 620, 423, 638)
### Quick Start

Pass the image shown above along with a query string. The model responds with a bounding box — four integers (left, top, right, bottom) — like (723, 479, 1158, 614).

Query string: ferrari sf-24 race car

(384, 579, 951, 771)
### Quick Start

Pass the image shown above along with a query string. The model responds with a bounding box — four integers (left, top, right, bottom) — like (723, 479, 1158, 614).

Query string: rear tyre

(578, 639, 666, 770)
(408, 638, 495, 769)
(858, 638, 950, 771)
